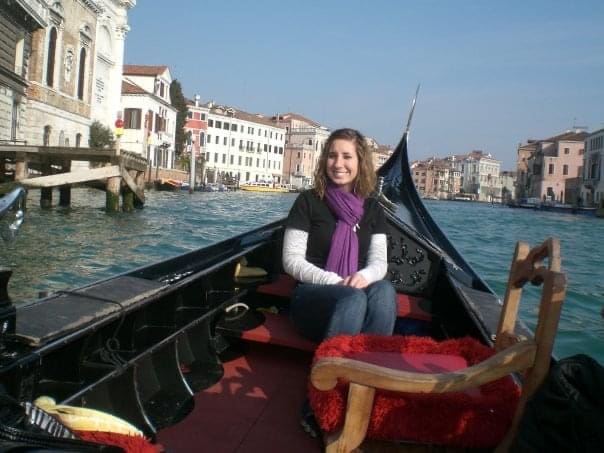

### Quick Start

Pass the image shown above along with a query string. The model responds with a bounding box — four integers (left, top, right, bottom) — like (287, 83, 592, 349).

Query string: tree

(89, 121, 114, 148)
(170, 79, 188, 157)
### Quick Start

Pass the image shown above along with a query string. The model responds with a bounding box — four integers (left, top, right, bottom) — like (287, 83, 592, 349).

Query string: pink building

(527, 130, 587, 203)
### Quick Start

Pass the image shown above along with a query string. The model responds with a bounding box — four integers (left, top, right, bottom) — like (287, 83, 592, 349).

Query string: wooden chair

(310, 238, 566, 452)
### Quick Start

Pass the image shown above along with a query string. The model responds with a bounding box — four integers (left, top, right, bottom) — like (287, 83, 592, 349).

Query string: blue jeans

(289, 280, 397, 342)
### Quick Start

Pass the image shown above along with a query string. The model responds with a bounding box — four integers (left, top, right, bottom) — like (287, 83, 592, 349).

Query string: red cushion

(309, 335, 520, 448)
(240, 312, 316, 352)
(256, 274, 297, 297)
(257, 275, 432, 322)
(396, 294, 432, 321)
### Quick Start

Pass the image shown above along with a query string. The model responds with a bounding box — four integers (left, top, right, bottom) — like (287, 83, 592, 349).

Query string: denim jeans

(289, 280, 397, 342)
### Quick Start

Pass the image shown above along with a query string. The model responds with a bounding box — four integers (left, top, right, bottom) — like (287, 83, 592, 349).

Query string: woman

(283, 128, 397, 343)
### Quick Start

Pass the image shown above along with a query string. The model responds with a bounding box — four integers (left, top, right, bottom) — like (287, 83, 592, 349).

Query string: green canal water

(1, 189, 603, 363)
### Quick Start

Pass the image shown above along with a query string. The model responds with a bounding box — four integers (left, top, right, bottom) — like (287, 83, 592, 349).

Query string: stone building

(273, 113, 330, 188)
(514, 140, 538, 200)
(457, 151, 502, 202)
(526, 130, 587, 204)
(581, 128, 604, 207)
(0, 0, 46, 145)
(19, 0, 134, 148)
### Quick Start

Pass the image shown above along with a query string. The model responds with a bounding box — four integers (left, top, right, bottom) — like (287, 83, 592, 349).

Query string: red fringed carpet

(309, 335, 521, 448)
(77, 430, 161, 453)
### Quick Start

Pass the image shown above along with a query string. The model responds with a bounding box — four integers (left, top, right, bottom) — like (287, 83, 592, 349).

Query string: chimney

(194, 94, 200, 107)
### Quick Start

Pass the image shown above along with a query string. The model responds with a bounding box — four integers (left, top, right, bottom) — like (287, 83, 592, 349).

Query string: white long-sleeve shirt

(282, 228, 388, 285)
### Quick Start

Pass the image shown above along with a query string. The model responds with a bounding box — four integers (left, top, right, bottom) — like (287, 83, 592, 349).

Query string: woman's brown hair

(313, 128, 376, 198)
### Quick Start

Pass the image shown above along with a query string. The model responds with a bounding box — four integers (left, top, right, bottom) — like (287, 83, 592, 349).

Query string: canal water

(1, 188, 603, 363)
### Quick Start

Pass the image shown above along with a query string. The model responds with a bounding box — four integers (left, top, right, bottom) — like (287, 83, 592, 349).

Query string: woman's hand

(340, 273, 368, 289)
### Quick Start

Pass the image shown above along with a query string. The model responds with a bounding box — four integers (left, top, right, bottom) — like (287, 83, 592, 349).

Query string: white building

(91, 0, 135, 128)
(202, 102, 286, 185)
(581, 128, 604, 207)
(121, 65, 177, 169)
(454, 150, 502, 202)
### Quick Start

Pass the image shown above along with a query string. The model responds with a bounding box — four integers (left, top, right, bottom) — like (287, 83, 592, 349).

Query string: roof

(202, 102, 286, 129)
(121, 80, 147, 95)
(273, 112, 322, 128)
(123, 65, 169, 76)
(542, 130, 589, 143)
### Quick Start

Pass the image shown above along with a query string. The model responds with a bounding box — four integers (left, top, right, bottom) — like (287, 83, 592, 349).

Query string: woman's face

(326, 139, 359, 192)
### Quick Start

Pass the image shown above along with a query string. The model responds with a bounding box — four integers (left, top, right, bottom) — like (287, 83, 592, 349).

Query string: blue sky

(125, 0, 604, 169)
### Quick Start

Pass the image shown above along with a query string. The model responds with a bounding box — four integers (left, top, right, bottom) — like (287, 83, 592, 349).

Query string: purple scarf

(324, 184, 365, 278)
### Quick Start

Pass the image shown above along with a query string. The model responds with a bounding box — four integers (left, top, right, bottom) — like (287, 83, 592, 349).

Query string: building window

(187, 111, 192, 119)
(231, 123, 237, 131)
(199, 132, 205, 145)
(238, 156, 242, 165)
(564, 147, 570, 154)
(207, 134, 211, 143)
(208, 119, 214, 127)
(10, 101, 18, 141)
(230, 155, 234, 165)
(46, 27, 57, 87)
(223, 122, 229, 130)
(216, 121, 222, 129)
(124, 108, 142, 129)
(223, 137, 227, 145)
(222, 154, 226, 164)
(215, 135, 219, 144)
(43, 125, 51, 146)
(77, 48, 86, 100)
(214, 153, 218, 162)
(548, 163, 554, 175)
(75, 133, 82, 147)
(563, 164, 568, 175)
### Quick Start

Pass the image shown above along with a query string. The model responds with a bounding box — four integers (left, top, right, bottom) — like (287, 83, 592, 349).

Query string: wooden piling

(134, 171, 145, 209)
(106, 175, 121, 212)
(14, 153, 27, 181)
(59, 159, 71, 207)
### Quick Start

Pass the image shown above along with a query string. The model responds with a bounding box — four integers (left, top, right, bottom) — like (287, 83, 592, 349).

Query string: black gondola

(0, 92, 566, 452)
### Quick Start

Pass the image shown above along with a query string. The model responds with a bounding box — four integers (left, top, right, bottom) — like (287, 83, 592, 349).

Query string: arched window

(77, 47, 86, 100)
(75, 133, 82, 147)
(59, 130, 65, 146)
(46, 27, 57, 87)
(43, 125, 51, 146)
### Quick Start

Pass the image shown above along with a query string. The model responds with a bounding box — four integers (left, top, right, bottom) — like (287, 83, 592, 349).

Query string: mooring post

(134, 170, 145, 209)
(14, 152, 27, 181)
(106, 139, 121, 212)
(122, 169, 135, 212)
(40, 158, 52, 209)
(106, 175, 120, 212)
(59, 159, 71, 207)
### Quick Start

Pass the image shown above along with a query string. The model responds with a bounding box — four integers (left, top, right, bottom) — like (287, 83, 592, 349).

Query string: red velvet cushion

(77, 431, 160, 453)
(257, 275, 432, 322)
(309, 335, 520, 448)
(240, 312, 316, 352)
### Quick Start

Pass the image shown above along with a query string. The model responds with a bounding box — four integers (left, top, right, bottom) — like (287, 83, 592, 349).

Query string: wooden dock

(0, 144, 148, 212)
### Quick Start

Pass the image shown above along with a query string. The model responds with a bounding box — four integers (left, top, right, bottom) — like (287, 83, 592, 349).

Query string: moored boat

(239, 181, 289, 193)
(0, 93, 577, 452)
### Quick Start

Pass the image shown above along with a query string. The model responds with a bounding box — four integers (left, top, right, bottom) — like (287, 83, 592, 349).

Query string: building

(500, 170, 517, 203)
(202, 102, 286, 185)
(91, 0, 135, 128)
(581, 128, 604, 207)
(273, 113, 330, 188)
(2, 0, 134, 149)
(526, 130, 587, 204)
(24, 0, 101, 147)
(514, 140, 538, 200)
(184, 95, 209, 160)
(121, 64, 177, 169)
(411, 158, 456, 199)
(0, 0, 46, 145)
(458, 151, 502, 202)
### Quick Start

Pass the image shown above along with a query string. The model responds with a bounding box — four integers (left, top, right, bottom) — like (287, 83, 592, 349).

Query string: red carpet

(158, 343, 319, 453)
(310, 335, 521, 448)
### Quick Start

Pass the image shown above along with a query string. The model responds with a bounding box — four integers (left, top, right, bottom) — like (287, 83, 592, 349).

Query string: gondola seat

(310, 238, 566, 452)
(256, 274, 432, 322)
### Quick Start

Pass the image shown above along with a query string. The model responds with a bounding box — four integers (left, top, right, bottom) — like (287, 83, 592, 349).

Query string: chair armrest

(311, 340, 537, 393)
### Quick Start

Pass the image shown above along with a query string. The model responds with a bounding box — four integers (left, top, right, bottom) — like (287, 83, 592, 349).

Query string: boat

(239, 181, 290, 193)
(0, 92, 571, 452)
(154, 178, 185, 191)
